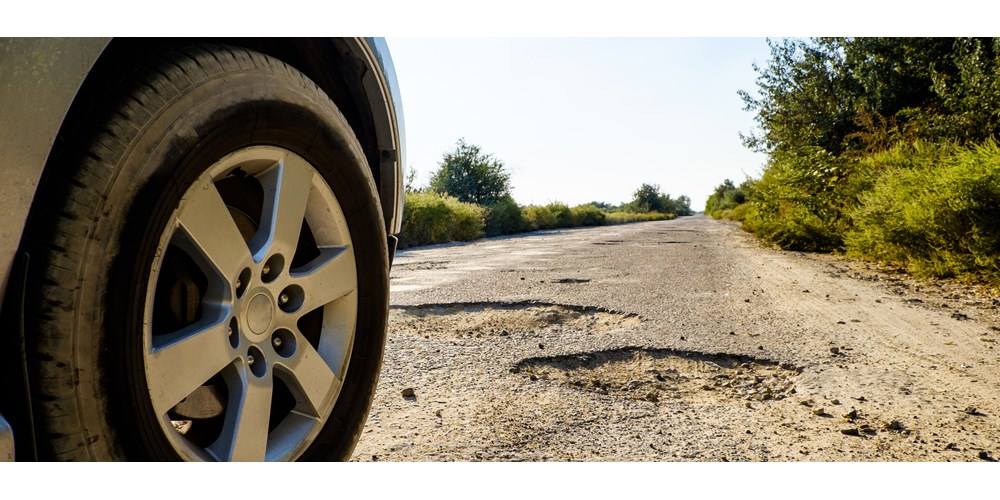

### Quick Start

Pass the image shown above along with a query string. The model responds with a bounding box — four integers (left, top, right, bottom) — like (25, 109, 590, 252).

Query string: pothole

(390, 301, 641, 338)
(514, 347, 800, 403)
(552, 278, 591, 284)
(393, 260, 449, 271)
(592, 240, 624, 246)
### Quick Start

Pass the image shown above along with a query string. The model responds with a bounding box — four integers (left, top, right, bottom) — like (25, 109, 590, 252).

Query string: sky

(387, 38, 773, 210)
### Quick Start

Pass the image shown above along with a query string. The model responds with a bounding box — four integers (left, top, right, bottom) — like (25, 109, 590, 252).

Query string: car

(0, 38, 405, 461)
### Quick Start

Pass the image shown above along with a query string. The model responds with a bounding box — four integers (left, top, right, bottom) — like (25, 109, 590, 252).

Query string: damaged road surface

(353, 215, 1000, 461)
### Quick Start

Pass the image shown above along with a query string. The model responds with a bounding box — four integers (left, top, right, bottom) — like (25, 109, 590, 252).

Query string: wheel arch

(40, 38, 403, 237)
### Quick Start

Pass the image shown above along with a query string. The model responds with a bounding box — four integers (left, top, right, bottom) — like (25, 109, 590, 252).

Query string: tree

(404, 166, 419, 193)
(674, 195, 694, 216)
(626, 183, 680, 214)
(705, 179, 747, 215)
(429, 139, 512, 206)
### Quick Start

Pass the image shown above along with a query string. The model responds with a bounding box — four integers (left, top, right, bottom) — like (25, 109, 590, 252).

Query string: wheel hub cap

(246, 292, 274, 336)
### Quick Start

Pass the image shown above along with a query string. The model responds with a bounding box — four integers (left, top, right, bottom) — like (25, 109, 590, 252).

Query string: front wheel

(23, 45, 388, 461)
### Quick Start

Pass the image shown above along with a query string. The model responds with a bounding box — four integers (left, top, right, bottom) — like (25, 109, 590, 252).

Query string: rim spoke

(293, 246, 357, 316)
(281, 339, 340, 416)
(175, 176, 253, 280)
(250, 155, 315, 260)
(212, 368, 273, 462)
(147, 308, 235, 415)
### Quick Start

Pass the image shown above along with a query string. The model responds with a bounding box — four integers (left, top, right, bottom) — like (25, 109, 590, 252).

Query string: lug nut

(273, 337, 283, 347)
(247, 355, 256, 366)
(235, 279, 242, 289)
(279, 293, 290, 305)
(262, 264, 271, 275)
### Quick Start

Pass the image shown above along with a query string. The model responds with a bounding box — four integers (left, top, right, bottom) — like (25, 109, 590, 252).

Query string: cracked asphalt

(351, 215, 1000, 461)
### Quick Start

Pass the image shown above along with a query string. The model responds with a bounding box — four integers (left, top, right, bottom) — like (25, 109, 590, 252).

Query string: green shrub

(725, 202, 751, 221)
(570, 204, 607, 226)
(740, 147, 862, 251)
(546, 202, 574, 228)
(846, 140, 1000, 280)
(399, 191, 484, 248)
(522, 205, 557, 231)
(484, 196, 525, 236)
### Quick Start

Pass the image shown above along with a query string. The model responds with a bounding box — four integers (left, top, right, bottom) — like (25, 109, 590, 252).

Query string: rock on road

(353, 215, 1000, 461)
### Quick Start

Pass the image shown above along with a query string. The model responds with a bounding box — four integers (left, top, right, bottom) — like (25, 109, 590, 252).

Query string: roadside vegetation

(712, 37, 1000, 283)
(400, 139, 692, 248)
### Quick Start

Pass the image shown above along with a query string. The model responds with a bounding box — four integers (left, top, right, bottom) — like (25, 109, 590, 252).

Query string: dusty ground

(352, 215, 1000, 461)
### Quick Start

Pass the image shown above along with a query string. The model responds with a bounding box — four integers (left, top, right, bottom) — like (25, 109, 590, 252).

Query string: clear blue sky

(387, 38, 773, 210)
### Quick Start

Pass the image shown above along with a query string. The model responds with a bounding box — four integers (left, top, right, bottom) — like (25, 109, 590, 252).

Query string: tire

(22, 44, 389, 461)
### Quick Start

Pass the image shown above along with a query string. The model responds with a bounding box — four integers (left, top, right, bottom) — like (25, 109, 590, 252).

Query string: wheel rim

(142, 146, 358, 461)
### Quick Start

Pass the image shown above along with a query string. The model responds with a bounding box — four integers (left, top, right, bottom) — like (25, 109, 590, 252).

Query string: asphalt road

(352, 215, 1000, 461)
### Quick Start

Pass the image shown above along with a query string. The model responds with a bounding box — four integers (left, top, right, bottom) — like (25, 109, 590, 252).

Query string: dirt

(353, 216, 1000, 461)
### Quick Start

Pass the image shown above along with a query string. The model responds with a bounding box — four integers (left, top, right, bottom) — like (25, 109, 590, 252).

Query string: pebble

(401, 387, 416, 397)
(830, 347, 840, 355)
(841, 428, 861, 436)
(978, 451, 992, 461)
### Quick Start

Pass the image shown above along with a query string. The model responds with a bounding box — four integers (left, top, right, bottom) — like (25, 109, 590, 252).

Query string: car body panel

(0, 38, 108, 303)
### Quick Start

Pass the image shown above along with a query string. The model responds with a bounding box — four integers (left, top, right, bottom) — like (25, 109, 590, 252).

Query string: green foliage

(725, 37, 1000, 284)
(625, 183, 689, 215)
(570, 204, 607, 226)
(399, 191, 484, 248)
(402, 149, 693, 247)
(429, 139, 512, 205)
(605, 211, 674, 225)
(521, 205, 555, 231)
(738, 146, 870, 251)
(545, 202, 573, 227)
(705, 179, 748, 218)
(742, 37, 1000, 156)
(846, 141, 1000, 280)
(673, 195, 694, 216)
(483, 195, 526, 237)
(740, 38, 861, 155)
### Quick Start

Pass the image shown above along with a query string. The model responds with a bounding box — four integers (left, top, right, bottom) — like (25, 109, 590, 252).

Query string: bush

(846, 141, 1000, 280)
(570, 204, 607, 226)
(545, 202, 574, 228)
(399, 191, 484, 248)
(522, 205, 557, 231)
(483, 196, 525, 237)
(740, 147, 862, 251)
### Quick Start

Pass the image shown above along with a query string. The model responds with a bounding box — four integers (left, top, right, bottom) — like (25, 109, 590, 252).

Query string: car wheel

(22, 44, 388, 461)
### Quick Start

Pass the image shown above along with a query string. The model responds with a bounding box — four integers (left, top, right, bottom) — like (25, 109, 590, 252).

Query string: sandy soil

(352, 216, 1000, 461)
